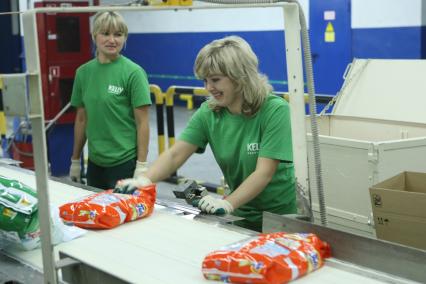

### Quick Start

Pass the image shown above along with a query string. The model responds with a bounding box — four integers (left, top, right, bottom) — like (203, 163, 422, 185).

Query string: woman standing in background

(69, 11, 151, 189)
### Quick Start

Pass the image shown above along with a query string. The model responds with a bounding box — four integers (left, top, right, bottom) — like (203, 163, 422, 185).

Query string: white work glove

(198, 195, 234, 215)
(114, 176, 152, 194)
(69, 159, 81, 183)
(134, 160, 149, 178)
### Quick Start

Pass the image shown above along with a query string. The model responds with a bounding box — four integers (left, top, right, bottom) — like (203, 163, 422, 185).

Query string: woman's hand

(114, 176, 152, 194)
(197, 195, 234, 215)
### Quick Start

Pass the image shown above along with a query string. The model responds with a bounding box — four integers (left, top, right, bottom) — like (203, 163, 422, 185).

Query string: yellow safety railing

(0, 76, 7, 136)
(150, 84, 166, 155)
(146, 0, 192, 6)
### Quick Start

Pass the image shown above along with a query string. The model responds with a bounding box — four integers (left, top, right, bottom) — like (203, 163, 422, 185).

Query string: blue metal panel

(47, 124, 74, 176)
(423, 26, 426, 58)
(353, 27, 422, 58)
(124, 31, 333, 112)
(124, 31, 288, 92)
(0, 1, 22, 73)
(310, 0, 352, 96)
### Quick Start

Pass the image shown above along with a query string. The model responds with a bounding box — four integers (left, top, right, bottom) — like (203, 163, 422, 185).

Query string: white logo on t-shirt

(108, 85, 124, 95)
(247, 143, 259, 155)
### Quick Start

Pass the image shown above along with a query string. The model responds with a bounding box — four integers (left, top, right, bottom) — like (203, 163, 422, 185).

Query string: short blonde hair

(91, 11, 128, 41)
(194, 36, 272, 115)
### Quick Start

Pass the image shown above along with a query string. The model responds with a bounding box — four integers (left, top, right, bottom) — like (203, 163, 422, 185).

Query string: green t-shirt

(71, 56, 151, 166)
(179, 95, 296, 225)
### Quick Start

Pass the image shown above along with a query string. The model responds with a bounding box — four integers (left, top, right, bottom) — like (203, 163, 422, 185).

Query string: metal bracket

(172, 179, 208, 205)
(295, 181, 313, 222)
(56, 257, 81, 270)
(367, 143, 379, 185)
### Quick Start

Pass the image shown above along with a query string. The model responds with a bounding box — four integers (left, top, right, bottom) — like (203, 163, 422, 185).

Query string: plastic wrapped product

(0, 175, 87, 251)
(59, 184, 156, 229)
(0, 175, 40, 250)
(202, 232, 331, 284)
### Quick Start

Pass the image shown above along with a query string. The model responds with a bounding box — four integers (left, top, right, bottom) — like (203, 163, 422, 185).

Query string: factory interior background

(0, 0, 426, 283)
(1, 0, 425, 177)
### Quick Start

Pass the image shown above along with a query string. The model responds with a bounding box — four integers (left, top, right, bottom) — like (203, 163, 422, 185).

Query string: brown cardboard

(370, 171, 426, 250)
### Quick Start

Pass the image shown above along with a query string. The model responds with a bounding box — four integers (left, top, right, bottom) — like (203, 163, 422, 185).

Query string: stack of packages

(0, 175, 87, 250)
(202, 232, 331, 284)
(0, 174, 155, 249)
(59, 185, 156, 229)
(0, 175, 40, 250)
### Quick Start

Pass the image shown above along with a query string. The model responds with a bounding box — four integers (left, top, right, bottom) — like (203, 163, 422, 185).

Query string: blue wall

(125, 27, 426, 97)
(12, 1, 426, 96)
(353, 26, 425, 59)
(0, 1, 22, 73)
(124, 31, 288, 93)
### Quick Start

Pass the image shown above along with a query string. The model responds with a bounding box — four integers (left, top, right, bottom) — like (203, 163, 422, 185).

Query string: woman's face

(204, 75, 242, 114)
(95, 29, 125, 62)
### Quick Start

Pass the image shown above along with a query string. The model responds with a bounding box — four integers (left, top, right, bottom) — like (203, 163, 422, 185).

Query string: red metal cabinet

(35, 1, 92, 123)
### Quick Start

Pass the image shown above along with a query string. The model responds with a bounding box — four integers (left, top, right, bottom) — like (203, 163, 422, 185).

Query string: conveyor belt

(0, 165, 417, 283)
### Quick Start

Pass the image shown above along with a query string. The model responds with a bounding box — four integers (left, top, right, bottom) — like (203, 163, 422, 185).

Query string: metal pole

(282, 4, 309, 193)
(45, 102, 71, 132)
(22, 11, 58, 284)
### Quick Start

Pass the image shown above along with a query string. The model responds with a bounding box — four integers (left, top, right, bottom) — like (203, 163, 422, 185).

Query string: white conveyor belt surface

(0, 165, 396, 284)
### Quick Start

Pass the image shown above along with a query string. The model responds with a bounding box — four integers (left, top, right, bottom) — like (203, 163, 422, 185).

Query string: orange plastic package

(59, 184, 156, 229)
(202, 232, 331, 284)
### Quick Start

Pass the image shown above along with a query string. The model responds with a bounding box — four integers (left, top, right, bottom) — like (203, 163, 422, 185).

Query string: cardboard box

(306, 59, 426, 238)
(370, 172, 426, 250)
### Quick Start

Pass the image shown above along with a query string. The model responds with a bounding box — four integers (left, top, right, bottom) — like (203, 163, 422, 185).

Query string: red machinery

(34, 0, 92, 123)
(15, 1, 95, 175)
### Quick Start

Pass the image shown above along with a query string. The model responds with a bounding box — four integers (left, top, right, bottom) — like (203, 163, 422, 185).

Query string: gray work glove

(69, 159, 81, 183)
(133, 160, 149, 178)
(114, 176, 152, 194)
(197, 195, 234, 215)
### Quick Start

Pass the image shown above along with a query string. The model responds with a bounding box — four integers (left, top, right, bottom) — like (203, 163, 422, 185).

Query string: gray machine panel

(1, 73, 29, 116)
(263, 212, 426, 283)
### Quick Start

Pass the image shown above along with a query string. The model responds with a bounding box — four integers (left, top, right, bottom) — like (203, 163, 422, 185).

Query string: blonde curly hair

(194, 36, 272, 115)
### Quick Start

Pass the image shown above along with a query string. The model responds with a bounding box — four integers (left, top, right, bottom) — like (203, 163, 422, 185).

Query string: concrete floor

(0, 253, 43, 284)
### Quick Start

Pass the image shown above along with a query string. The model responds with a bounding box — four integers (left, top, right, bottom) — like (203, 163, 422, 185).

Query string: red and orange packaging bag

(59, 184, 156, 229)
(202, 232, 331, 284)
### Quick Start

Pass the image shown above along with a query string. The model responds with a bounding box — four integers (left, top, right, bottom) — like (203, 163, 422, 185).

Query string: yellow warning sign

(324, 22, 335, 43)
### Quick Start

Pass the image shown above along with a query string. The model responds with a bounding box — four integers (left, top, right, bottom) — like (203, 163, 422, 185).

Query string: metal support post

(22, 11, 58, 284)
(283, 5, 310, 193)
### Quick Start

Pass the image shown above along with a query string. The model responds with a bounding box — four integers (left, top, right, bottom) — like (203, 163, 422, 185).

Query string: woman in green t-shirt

(69, 11, 151, 190)
(116, 36, 296, 232)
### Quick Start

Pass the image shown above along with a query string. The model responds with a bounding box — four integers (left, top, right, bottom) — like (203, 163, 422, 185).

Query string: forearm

(145, 141, 197, 183)
(71, 118, 86, 160)
(134, 106, 149, 162)
(136, 121, 149, 162)
(225, 171, 271, 209)
(117, 141, 194, 197)
(144, 151, 179, 182)
(226, 158, 278, 209)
